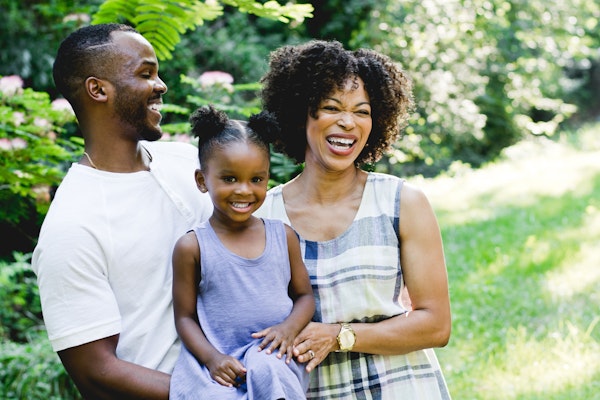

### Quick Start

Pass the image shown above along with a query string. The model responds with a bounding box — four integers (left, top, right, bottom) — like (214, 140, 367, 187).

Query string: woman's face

(305, 77, 372, 172)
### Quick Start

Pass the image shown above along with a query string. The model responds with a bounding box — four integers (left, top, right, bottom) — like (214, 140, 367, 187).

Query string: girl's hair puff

(189, 104, 280, 167)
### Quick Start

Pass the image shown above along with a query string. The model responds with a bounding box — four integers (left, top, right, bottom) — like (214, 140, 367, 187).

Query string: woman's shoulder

(367, 171, 404, 184)
(366, 172, 404, 197)
(255, 183, 285, 218)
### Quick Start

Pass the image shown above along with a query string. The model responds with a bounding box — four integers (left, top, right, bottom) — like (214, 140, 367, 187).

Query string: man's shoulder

(143, 139, 197, 160)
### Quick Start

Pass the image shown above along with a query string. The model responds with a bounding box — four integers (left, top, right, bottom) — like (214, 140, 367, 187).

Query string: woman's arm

(294, 183, 451, 371)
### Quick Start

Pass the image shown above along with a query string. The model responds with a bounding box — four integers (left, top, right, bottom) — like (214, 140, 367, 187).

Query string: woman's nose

(337, 112, 355, 129)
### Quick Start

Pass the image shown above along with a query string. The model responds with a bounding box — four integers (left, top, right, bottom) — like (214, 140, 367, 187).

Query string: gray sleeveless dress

(169, 218, 309, 399)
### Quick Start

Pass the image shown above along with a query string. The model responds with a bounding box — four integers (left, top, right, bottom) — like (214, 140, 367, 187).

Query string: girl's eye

(251, 177, 263, 183)
(223, 176, 236, 183)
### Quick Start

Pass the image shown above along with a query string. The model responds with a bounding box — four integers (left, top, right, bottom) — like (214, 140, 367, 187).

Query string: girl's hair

(189, 105, 280, 167)
(260, 40, 414, 166)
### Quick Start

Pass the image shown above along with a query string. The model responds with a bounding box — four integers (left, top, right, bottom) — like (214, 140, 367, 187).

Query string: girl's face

(305, 77, 372, 171)
(196, 141, 269, 226)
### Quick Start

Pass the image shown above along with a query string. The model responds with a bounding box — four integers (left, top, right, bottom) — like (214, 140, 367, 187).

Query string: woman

(255, 40, 452, 399)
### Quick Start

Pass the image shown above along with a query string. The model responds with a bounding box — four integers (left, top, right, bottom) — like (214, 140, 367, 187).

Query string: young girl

(169, 105, 315, 399)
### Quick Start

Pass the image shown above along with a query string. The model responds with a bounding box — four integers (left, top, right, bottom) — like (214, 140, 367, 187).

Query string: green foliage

(0, 0, 102, 93)
(0, 75, 81, 256)
(92, 0, 313, 60)
(0, 253, 42, 343)
(0, 254, 80, 398)
(334, 0, 598, 176)
(1, 336, 81, 399)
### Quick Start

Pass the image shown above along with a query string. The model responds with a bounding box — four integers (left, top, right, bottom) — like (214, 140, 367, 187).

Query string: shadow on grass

(434, 170, 600, 400)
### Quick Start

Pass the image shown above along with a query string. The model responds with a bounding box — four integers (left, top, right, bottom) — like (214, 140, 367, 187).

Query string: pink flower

(62, 13, 90, 23)
(11, 138, 27, 149)
(171, 134, 191, 143)
(34, 117, 50, 128)
(33, 185, 52, 203)
(198, 71, 234, 87)
(52, 98, 74, 114)
(0, 75, 24, 96)
(13, 112, 25, 126)
(0, 138, 11, 151)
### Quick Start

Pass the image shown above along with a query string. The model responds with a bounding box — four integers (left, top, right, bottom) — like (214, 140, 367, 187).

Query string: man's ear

(195, 169, 208, 193)
(85, 77, 108, 102)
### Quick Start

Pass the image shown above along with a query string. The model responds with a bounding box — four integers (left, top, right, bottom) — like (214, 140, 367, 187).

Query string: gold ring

(308, 350, 315, 360)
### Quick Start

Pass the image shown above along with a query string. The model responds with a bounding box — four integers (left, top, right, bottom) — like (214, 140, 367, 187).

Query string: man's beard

(114, 88, 163, 142)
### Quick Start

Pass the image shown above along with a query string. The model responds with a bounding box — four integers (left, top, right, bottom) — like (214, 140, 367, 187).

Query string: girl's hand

(252, 324, 296, 363)
(205, 353, 247, 387)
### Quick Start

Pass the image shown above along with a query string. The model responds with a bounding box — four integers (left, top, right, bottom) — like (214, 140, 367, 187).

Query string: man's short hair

(53, 23, 138, 109)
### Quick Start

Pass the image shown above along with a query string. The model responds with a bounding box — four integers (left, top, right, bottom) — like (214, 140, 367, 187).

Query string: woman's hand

(292, 322, 340, 372)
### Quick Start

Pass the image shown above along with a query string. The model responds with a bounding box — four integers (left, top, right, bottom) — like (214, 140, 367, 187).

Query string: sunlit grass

(415, 124, 600, 400)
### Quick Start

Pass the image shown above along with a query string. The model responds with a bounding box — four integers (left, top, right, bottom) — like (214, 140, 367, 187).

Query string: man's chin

(140, 127, 163, 142)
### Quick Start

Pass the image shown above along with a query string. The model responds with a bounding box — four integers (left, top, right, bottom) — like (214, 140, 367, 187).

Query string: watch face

(340, 329, 355, 348)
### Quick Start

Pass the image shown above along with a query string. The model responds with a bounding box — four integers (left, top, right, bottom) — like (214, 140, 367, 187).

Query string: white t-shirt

(32, 140, 212, 373)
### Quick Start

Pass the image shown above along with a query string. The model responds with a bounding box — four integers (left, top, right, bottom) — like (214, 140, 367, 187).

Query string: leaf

(91, 0, 312, 60)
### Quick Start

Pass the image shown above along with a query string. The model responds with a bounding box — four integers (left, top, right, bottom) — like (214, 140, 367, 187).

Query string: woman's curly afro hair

(260, 40, 414, 166)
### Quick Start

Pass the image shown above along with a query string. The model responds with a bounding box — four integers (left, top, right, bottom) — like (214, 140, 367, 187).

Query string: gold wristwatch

(336, 323, 356, 352)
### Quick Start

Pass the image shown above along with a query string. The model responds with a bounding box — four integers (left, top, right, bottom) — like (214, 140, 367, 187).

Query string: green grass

(418, 124, 600, 400)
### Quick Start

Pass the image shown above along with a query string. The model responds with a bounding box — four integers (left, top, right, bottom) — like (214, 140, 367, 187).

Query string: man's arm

(58, 334, 170, 400)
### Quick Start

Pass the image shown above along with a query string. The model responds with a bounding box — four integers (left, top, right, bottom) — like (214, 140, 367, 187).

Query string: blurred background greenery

(1, 0, 598, 398)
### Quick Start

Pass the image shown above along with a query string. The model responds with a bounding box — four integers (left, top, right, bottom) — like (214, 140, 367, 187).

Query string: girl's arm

(253, 224, 315, 361)
(172, 232, 247, 387)
(293, 183, 451, 372)
(285, 223, 316, 331)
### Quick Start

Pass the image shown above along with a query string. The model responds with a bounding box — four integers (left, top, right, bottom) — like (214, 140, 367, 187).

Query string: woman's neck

(290, 166, 366, 205)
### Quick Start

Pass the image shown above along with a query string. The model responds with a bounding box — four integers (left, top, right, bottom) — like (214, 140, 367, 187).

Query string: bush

(0, 337, 80, 400)
(0, 253, 43, 343)
(0, 253, 81, 399)
(0, 75, 81, 259)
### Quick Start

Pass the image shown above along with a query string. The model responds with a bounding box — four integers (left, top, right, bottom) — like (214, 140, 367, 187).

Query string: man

(32, 24, 212, 399)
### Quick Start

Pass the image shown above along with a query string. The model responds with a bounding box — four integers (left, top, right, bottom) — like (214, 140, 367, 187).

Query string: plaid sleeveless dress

(257, 172, 451, 400)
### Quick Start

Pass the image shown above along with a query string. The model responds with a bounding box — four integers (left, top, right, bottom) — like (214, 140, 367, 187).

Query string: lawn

(418, 123, 600, 399)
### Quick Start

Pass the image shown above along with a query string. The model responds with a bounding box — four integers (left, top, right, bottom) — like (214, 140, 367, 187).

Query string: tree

(92, 0, 313, 60)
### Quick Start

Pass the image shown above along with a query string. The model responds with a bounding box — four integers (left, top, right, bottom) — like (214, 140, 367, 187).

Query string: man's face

(108, 31, 168, 141)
